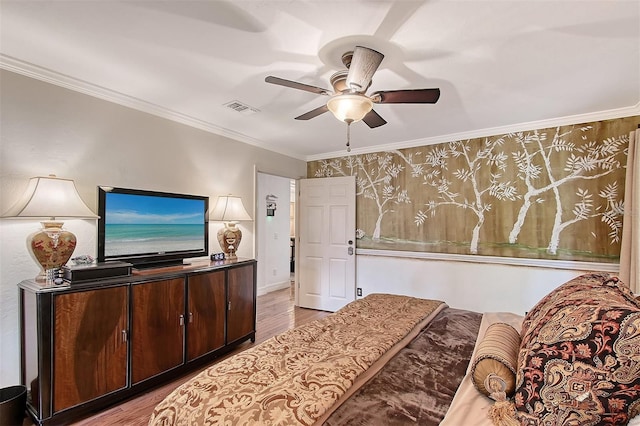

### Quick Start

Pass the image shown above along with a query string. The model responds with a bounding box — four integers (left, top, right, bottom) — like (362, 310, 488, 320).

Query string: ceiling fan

(265, 45, 440, 151)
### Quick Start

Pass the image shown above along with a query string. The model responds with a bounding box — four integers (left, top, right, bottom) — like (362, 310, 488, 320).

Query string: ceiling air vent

(223, 100, 259, 114)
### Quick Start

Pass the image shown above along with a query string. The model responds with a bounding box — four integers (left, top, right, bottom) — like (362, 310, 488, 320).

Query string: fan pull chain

(345, 119, 353, 152)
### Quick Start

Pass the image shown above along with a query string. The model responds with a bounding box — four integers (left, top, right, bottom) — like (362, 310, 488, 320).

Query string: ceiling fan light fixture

(326, 94, 373, 123)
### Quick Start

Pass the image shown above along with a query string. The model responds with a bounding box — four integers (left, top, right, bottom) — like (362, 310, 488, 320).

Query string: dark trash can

(0, 385, 26, 426)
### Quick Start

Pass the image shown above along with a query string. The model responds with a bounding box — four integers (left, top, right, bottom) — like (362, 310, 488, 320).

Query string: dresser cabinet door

(53, 286, 128, 412)
(131, 278, 185, 384)
(226, 264, 255, 344)
(186, 271, 226, 361)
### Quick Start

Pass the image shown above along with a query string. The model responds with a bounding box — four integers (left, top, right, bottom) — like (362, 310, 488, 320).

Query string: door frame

(254, 168, 300, 298)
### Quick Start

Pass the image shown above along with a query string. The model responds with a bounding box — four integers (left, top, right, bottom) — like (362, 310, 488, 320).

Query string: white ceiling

(1, 1, 639, 161)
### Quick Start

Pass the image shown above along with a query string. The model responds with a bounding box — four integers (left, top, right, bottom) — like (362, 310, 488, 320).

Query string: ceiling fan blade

(265, 76, 331, 96)
(295, 105, 329, 120)
(362, 109, 387, 128)
(372, 88, 440, 104)
(345, 46, 384, 92)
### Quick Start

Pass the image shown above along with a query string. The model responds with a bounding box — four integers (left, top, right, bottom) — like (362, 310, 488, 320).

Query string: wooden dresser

(19, 258, 256, 425)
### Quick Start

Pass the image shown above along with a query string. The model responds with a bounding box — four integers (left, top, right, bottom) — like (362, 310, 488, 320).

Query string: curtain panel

(620, 127, 639, 293)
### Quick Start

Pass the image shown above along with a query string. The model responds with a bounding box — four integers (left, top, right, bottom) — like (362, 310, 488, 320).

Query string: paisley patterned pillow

(514, 273, 640, 425)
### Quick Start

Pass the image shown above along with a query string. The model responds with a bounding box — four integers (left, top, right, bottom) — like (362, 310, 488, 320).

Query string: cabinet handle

(228, 301, 231, 311)
(179, 314, 185, 326)
(121, 330, 127, 343)
(189, 312, 193, 323)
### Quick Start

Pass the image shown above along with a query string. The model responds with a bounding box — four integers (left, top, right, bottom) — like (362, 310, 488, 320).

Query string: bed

(149, 273, 640, 425)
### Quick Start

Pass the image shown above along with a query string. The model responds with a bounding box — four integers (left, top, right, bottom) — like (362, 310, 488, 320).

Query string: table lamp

(210, 195, 251, 259)
(3, 175, 98, 280)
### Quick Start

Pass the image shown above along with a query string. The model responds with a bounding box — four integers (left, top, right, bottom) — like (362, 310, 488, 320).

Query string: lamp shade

(3, 175, 97, 281)
(210, 195, 251, 222)
(3, 175, 98, 219)
(326, 93, 373, 123)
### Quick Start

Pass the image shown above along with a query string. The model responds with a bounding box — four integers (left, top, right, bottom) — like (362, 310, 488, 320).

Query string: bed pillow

(514, 273, 640, 425)
(471, 322, 521, 398)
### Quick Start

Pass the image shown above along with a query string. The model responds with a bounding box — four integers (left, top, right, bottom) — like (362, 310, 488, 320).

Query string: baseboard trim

(257, 280, 291, 296)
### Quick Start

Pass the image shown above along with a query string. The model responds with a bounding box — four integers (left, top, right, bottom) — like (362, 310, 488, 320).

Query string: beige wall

(0, 70, 307, 387)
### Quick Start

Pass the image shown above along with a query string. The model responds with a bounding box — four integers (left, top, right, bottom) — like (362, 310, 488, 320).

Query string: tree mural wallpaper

(307, 116, 639, 263)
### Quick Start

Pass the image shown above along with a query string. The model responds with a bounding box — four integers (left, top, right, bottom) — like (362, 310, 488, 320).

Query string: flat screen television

(97, 186, 209, 269)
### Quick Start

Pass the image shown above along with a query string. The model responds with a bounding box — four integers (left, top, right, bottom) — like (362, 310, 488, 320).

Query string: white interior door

(298, 176, 356, 312)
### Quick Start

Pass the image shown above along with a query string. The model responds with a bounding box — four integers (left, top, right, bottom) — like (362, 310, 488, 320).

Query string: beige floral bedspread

(148, 294, 444, 426)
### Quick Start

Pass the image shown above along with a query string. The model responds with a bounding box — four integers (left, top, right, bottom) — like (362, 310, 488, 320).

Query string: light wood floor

(25, 285, 329, 426)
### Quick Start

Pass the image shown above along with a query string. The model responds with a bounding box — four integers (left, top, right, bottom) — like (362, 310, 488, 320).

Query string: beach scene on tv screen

(104, 193, 205, 257)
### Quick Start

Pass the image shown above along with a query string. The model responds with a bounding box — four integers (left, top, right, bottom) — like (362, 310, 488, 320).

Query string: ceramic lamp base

(29, 221, 77, 281)
(217, 223, 242, 259)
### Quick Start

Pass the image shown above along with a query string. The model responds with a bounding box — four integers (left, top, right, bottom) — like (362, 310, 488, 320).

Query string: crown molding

(2, 54, 637, 164)
(307, 102, 640, 162)
(0, 54, 307, 161)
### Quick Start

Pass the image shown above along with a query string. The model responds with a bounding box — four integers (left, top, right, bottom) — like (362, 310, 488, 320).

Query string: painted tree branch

(507, 126, 626, 254)
(416, 138, 518, 254)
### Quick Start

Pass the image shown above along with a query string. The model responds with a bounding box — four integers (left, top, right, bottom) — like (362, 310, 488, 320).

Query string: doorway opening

(256, 172, 296, 298)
